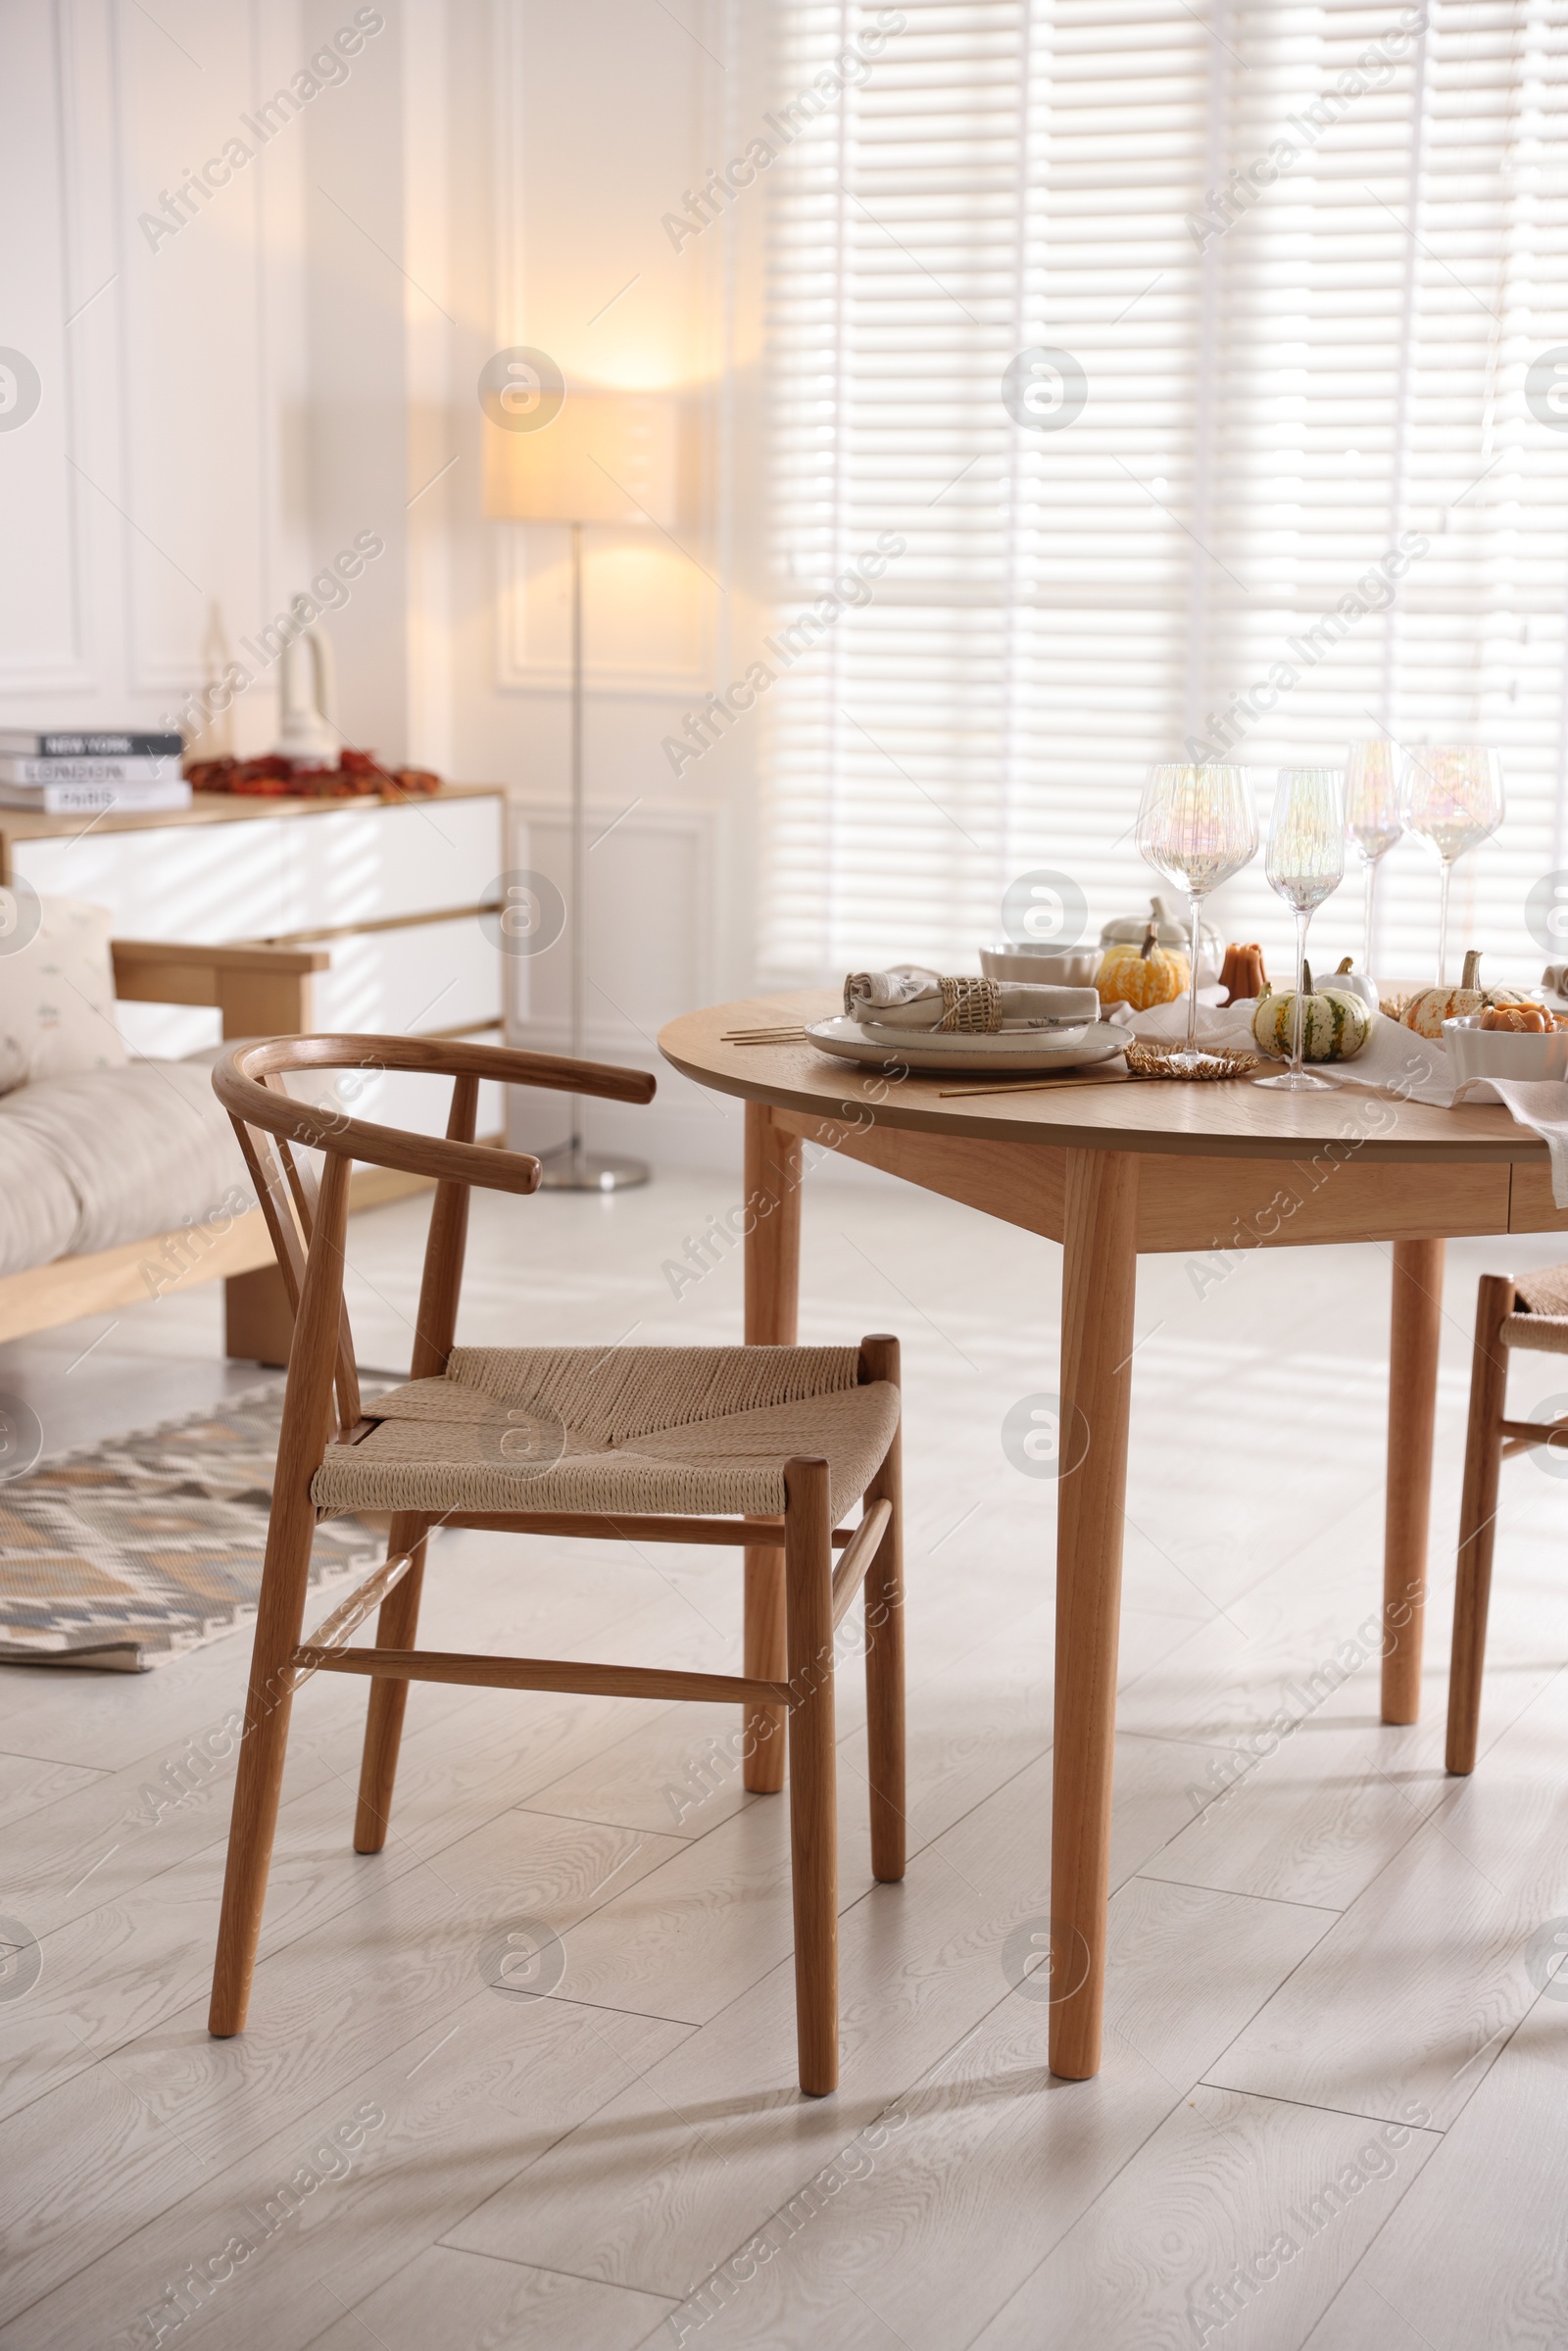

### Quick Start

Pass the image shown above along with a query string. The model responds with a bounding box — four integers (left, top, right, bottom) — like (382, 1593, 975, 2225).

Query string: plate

(805, 1016, 1128, 1076)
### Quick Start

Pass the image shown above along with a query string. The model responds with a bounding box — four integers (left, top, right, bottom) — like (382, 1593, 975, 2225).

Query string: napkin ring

(937, 976, 1001, 1033)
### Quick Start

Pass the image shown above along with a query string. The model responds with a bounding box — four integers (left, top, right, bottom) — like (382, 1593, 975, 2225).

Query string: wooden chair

(1447, 1265, 1568, 1774)
(204, 1033, 905, 2094)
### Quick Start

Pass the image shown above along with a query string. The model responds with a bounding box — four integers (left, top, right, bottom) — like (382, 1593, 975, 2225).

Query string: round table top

(659, 990, 1554, 1166)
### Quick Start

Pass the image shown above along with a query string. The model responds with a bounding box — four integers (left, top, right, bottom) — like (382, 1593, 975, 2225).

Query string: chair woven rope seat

(312, 1347, 900, 1521)
(203, 1033, 906, 2098)
(1499, 1263, 1568, 1350)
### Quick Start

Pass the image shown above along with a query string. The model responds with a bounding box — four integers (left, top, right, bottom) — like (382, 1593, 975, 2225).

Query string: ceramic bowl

(1443, 1015, 1568, 1083)
(979, 944, 1099, 986)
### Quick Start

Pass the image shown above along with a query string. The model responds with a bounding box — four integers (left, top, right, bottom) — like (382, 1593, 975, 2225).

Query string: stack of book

(0, 731, 191, 815)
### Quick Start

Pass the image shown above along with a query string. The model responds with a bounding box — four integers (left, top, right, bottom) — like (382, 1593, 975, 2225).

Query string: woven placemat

(1124, 1041, 1261, 1081)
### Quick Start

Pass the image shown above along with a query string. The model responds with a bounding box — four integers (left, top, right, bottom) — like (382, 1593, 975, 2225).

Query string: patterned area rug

(0, 1381, 382, 1672)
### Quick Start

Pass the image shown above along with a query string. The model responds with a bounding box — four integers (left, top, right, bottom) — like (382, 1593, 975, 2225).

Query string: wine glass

(1136, 763, 1258, 1071)
(1254, 767, 1345, 1094)
(1344, 740, 1404, 977)
(1403, 746, 1504, 983)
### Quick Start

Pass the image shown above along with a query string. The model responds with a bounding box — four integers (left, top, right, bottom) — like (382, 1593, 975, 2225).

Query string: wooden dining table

(658, 990, 1568, 2081)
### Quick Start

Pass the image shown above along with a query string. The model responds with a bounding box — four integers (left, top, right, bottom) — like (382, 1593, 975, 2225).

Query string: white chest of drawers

(2, 785, 508, 1142)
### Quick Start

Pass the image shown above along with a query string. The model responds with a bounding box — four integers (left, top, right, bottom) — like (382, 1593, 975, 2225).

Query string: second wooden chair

(1447, 1264, 1568, 1773)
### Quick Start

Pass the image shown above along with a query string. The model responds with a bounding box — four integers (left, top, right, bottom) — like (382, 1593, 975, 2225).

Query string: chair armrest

(113, 939, 331, 1039)
(214, 1033, 657, 1199)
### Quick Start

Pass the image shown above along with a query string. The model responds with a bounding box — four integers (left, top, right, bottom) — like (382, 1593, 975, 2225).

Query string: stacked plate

(805, 1016, 1127, 1076)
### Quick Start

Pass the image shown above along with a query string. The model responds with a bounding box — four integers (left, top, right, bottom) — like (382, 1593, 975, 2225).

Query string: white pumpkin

(1099, 895, 1223, 984)
(1328, 955, 1380, 1014)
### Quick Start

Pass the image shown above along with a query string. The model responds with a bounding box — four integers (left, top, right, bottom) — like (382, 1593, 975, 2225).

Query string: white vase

(276, 627, 339, 766)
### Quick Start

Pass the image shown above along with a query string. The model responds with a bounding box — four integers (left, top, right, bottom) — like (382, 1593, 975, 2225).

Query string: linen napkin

(1326, 1031, 1568, 1206)
(843, 965, 1101, 1032)
(1475, 1080, 1568, 1206)
(1313, 1020, 1456, 1105)
(1120, 997, 1256, 1053)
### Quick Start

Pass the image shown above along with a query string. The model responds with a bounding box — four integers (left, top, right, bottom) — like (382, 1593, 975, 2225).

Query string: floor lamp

(483, 386, 679, 1190)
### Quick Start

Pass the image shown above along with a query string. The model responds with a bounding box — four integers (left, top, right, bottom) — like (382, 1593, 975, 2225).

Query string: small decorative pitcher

(277, 627, 339, 766)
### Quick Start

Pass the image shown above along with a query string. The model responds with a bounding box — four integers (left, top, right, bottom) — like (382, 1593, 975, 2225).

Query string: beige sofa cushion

(0, 1058, 252, 1274)
(0, 898, 127, 1095)
(0, 1117, 81, 1276)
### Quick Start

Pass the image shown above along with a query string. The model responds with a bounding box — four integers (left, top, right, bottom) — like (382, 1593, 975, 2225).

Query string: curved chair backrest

(214, 1034, 656, 1436)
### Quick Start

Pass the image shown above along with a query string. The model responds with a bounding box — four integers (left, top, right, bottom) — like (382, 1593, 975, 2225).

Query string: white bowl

(980, 944, 1100, 986)
(1443, 1015, 1568, 1083)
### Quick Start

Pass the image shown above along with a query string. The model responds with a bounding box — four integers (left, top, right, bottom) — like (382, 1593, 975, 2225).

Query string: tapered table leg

(1049, 1148, 1139, 2082)
(743, 1101, 803, 1793)
(1383, 1239, 1445, 1725)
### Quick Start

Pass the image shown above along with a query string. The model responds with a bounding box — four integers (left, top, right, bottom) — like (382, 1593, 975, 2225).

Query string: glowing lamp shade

(481, 389, 680, 528)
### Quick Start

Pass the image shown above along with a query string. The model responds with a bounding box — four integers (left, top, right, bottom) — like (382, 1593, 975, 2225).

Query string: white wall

(0, 0, 312, 748)
(2, 0, 770, 1169)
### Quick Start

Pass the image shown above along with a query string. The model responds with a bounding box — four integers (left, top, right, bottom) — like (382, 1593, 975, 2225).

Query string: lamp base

(534, 1140, 650, 1193)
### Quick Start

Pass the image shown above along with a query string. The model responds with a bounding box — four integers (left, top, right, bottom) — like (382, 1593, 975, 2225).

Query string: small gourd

(1480, 1002, 1553, 1033)
(1251, 961, 1372, 1062)
(1401, 950, 1512, 1040)
(1329, 955, 1380, 1014)
(1095, 919, 1189, 1010)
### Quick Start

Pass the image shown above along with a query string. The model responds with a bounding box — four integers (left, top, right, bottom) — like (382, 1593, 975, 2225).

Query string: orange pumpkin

(1096, 920, 1189, 1010)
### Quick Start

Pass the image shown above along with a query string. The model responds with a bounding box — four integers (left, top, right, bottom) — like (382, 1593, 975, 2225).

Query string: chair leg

(210, 1147, 350, 2038)
(859, 1336, 906, 1884)
(742, 1549, 788, 1794)
(354, 1514, 431, 1852)
(208, 1491, 318, 2035)
(1446, 1274, 1515, 1775)
(784, 1454, 838, 2095)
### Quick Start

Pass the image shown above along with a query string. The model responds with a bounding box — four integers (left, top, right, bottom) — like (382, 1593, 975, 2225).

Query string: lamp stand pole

(536, 517, 649, 1192)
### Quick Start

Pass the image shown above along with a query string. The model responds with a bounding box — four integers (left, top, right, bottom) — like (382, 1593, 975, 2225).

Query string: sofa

(0, 897, 329, 1361)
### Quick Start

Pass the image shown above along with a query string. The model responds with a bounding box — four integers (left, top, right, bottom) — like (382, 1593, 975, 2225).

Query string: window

(760, 0, 1568, 986)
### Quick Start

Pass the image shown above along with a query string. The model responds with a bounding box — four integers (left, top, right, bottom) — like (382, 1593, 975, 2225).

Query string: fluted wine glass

(1254, 766, 1345, 1093)
(1344, 740, 1404, 977)
(1403, 746, 1504, 983)
(1136, 763, 1258, 1072)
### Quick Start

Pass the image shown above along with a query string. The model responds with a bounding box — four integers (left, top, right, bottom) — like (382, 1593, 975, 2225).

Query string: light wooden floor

(5, 1158, 1568, 2350)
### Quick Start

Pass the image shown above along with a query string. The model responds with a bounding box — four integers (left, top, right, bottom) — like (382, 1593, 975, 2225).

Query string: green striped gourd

(1250, 963, 1371, 1062)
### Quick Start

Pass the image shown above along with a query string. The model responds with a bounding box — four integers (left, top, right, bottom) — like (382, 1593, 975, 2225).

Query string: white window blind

(760, 0, 1568, 987)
